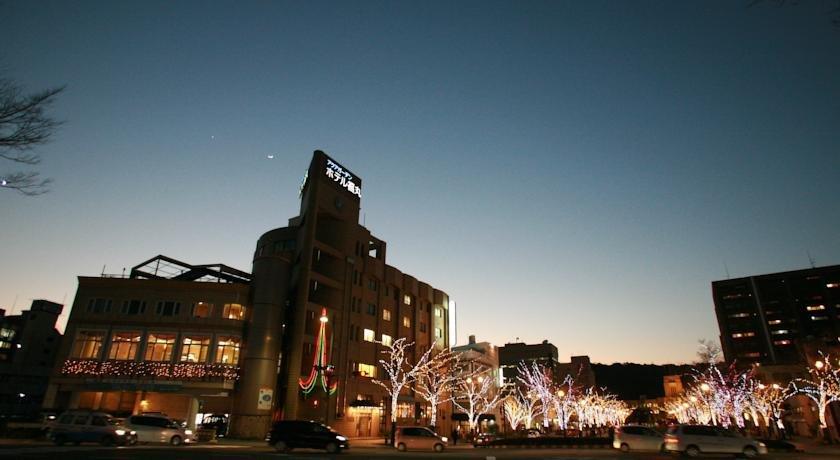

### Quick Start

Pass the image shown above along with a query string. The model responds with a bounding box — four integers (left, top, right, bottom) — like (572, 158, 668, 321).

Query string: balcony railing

(61, 359, 239, 381)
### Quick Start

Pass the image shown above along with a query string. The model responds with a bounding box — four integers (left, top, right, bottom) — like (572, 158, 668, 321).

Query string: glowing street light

(814, 360, 824, 370)
(319, 314, 329, 323)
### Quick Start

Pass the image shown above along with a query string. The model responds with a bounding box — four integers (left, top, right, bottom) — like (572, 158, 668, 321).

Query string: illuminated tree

(552, 375, 577, 430)
(415, 348, 459, 428)
(790, 352, 840, 439)
(372, 338, 435, 445)
(517, 361, 554, 428)
(749, 381, 790, 437)
(452, 365, 501, 433)
(503, 386, 540, 430)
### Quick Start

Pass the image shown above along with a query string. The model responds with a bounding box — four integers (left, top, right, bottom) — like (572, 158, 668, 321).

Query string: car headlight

(441, 436, 448, 443)
(115, 429, 126, 436)
(185, 430, 193, 436)
(130, 431, 136, 435)
(758, 442, 766, 447)
(336, 435, 347, 442)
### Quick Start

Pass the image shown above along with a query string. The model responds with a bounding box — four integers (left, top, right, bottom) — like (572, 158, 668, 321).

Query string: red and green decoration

(299, 307, 338, 396)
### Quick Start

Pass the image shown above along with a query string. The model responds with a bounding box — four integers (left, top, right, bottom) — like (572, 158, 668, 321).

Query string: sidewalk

(784, 436, 840, 455)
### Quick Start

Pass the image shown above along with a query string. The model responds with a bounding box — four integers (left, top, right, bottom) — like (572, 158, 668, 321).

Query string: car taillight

(664, 435, 678, 444)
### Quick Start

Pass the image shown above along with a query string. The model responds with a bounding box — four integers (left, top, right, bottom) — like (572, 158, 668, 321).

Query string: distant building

(44, 151, 451, 439)
(712, 265, 840, 366)
(498, 340, 595, 388)
(0, 300, 63, 416)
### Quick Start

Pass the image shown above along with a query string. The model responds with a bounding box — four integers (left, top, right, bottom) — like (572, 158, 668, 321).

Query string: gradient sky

(2, 1, 839, 364)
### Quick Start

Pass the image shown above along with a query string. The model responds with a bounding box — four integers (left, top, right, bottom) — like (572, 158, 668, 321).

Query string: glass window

(215, 336, 240, 364)
(223, 303, 246, 320)
(87, 298, 112, 314)
(73, 415, 90, 425)
(363, 329, 375, 342)
(108, 331, 141, 360)
(144, 333, 176, 361)
(420, 322, 427, 333)
(180, 335, 210, 362)
(381, 334, 392, 346)
(156, 301, 180, 316)
(435, 327, 443, 339)
(382, 309, 391, 321)
(122, 300, 146, 315)
(193, 302, 214, 318)
(435, 307, 443, 317)
(403, 295, 411, 305)
(71, 331, 105, 359)
(358, 363, 376, 378)
(367, 303, 376, 315)
(91, 415, 108, 426)
(403, 316, 411, 328)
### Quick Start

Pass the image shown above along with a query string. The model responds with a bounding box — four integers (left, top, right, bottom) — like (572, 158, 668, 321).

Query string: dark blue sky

(2, 1, 839, 363)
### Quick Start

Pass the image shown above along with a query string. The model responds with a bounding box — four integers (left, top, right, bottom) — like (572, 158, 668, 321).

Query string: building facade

(0, 300, 64, 417)
(451, 335, 501, 433)
(45, 151, 451, 439)
(712, 265, 840, 366)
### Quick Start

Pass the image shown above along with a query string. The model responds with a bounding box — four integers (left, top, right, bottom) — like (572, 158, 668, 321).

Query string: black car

(266, 420, 349, 453)
(199, 414, 229, 438)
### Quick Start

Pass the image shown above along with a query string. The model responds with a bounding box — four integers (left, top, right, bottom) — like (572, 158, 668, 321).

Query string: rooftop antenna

(724, 262, 731, 279)
(10, 294, 18, 315)
(807, 250, 816, 269)
(101, 265, 106, 276)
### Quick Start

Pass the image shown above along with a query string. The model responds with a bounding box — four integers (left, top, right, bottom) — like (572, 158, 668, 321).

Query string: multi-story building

(498, 340, 559, 387)
(0, 300, 64, 416)
(45, 150, 451, 439)
(712, 265, 840, 366)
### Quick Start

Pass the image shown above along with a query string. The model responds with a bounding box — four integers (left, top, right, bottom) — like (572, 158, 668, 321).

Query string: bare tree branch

(0, 78, 64, 195)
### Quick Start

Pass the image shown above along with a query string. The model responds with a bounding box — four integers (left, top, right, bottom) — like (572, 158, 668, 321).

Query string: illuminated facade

(45, 151, 451, 439)
(712, 265, 840, 366)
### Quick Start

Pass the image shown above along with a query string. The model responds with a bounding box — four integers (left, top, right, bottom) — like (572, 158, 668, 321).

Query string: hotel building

(45, 151, 451, 439)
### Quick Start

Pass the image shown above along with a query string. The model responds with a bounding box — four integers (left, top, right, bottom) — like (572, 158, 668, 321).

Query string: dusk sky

(2, 1, 839, 365)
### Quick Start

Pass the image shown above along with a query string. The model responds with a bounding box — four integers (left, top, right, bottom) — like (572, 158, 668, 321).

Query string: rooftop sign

(325, 157, 361, 198)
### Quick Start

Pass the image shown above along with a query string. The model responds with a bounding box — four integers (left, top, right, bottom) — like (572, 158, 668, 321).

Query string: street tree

(415, 348, 460, 429)
(372, 338, 435, 445)
(452, 364, 501, 434)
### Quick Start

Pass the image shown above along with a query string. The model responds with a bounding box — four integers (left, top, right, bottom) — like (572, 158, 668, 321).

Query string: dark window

(88, 298, 112, 314)
(420, 323, 427, 332)
(73, 415, 89, 425)
(156, 301, 180, 316)
(367, 303, 377, 315)
(91, 416, 108, 427)
(123, 300, 146, 315)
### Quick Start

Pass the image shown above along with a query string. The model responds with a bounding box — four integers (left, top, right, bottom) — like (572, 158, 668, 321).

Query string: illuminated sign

(325, 158, 361, 198)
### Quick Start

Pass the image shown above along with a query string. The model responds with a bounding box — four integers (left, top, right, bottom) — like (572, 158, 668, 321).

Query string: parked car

(125, 414, 195, 445)
(48, 410, 137, 446)
(266, 420, 349, 453)
(613, 425, 664, 452)
(524, 428, 541, 438)
(395, 426, 448, 452)
(473, 432, 499, 447)
(664, 424, 767, 458)
(199, 413, 229, 438)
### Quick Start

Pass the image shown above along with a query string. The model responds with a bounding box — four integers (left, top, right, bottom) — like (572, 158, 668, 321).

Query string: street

(0, 444, 836, 460)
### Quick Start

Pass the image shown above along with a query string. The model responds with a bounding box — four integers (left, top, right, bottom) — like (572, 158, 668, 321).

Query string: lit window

(144, 333, 176, 361)
(827, 283, 839, 288)
(403, 316, 411, 328)
(215, 336, 240, 364)
(806, 305, 825, 311)
(382, 309, 391, 321)
(811, 316, 828, 321)
(193, 302, 214, 318)
(381, 334, 392, 346)
(435, 327, 443, 339)
(108, 331, 141, 360)
(180, 336, 210, 362)
(358, 363, 376, 378)
(773, 340, 791, 346)
(768, 319, 782, 325)
(404, 295, 412, 305)
(728, 312, 750, 318)
(435, 307, 443, 318)
(363, 329, 375, 342)
(771, 329, 789, 335)
(223, 303, 246, 320)
(70, 331, 105, 359)
(731, 332, 755, 339)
